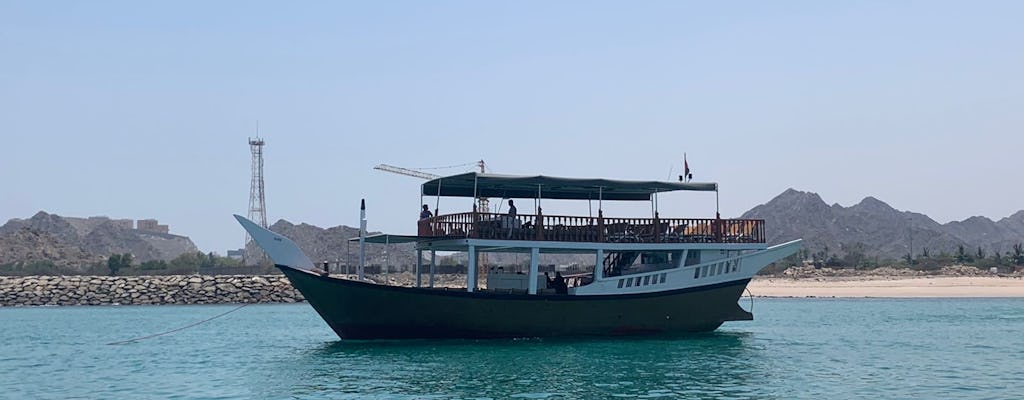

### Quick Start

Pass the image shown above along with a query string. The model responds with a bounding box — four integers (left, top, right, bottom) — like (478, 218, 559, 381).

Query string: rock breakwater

(0, 275, 304, 306)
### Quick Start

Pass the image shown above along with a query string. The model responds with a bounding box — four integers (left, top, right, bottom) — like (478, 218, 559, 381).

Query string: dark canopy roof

(421, 172, 717, 201)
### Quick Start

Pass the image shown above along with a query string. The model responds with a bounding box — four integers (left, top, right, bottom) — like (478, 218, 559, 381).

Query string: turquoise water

(2, 299, 1022, 399)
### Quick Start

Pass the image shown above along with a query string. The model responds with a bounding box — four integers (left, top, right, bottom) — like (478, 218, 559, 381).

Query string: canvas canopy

(420, 172, 717, 201)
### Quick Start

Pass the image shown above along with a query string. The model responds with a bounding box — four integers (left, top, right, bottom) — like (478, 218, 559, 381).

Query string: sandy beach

(748, 276, 1024, 298)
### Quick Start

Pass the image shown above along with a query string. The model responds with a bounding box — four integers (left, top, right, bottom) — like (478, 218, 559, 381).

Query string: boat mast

(359, 199, 366, 281)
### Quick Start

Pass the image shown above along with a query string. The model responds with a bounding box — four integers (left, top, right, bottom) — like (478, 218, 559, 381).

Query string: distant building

(137, 219, 170, 234)
(111, 219, 134, 230)
(227, 249, 244, 260)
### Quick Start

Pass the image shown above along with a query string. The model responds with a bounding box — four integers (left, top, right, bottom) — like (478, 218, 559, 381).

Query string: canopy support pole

(467, 245, 477, 292)
(597, 186, 605, 242)
(415, 249, 422, 288)
(429, 251, 436, 288)
(595, 248, 604, 280)
(435, 179, 442, 216)
(715, 186, 720, 219)
(528, 247, 540, 295)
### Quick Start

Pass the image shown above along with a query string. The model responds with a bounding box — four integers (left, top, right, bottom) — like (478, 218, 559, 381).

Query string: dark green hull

(280, 266, 753, 340)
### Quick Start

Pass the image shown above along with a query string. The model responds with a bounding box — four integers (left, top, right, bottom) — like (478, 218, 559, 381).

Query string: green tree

(139, 260, 168, 270)
(1013, 243, 1024, 266)
(955, 245, 973, 264)
(107, 254, 122, 276)
(921, 248, 930, 258)
(976, 246, 986, 261)
(107, 253, 132, 276)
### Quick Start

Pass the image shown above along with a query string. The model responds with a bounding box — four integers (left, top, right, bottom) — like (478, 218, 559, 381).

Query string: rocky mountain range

(5, 191, 1023, 271)
(742, 189, 1024, 260)
(0, 211, 198, 267)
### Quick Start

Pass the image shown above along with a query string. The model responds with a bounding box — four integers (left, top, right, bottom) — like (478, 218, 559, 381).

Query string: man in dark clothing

(507, 199, 517, 218)
(545, 271, 568, 294)
(420, 204, 433, 220)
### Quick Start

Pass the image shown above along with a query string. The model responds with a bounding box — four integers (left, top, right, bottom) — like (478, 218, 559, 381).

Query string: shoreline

(4, 273, 1024, 307)
(749, 275, 1024, 298)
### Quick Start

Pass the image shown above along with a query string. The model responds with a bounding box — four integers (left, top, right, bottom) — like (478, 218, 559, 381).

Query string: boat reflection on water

(266, 332, 773, 399)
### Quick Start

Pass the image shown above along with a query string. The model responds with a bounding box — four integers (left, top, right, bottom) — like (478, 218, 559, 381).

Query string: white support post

(467, 245, 477, 292)
(415, 249, 423, 288)
(595, 248, 604, 280)
(429, 251, 436, 288)
(528, 247, 540, 295)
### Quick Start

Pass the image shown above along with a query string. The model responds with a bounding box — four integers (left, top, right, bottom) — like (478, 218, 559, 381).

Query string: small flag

(684, 154, 690, 182)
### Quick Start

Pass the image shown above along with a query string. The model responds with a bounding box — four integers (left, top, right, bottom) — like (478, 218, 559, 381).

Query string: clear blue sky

(2, 1, 1022, 253)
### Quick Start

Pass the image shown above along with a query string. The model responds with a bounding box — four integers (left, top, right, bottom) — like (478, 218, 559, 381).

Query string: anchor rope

(106, 303, 250, 345)
(745, 287, 755, 313)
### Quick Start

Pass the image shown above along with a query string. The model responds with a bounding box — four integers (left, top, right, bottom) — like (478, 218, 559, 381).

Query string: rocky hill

(742, 189, 1024, 259)
(251, 219, 416, 268)
(0, 211, 199, 266)
(0, 228, 104, 268)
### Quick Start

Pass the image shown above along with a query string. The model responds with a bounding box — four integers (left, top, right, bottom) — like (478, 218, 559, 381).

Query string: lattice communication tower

(246, 137, 267, 255)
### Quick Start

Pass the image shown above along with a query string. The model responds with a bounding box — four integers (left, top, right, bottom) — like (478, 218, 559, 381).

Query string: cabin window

(641, 252, 669, 265)
(635, 277, 642, 287)
(733, 260, 740, 272)
(660, 273, 667, 283)
(684, 250, 701, 266)
(718, 263, 724, 275)
(643, 276, 651, 285)
(618, 279, 624, 288)
(701, 266, 708, 278)
(693, 268, 700, 279)
(626, 278, 632, 287)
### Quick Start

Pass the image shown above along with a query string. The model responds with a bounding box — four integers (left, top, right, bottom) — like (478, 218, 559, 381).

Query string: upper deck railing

(417, 211, 765, 244)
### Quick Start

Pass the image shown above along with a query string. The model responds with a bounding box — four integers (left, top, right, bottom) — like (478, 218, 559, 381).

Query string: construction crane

(373, 161, 490, 213)
(373, 164, 440, 180)
(374, 160, 492, 285)
(374, 161, 491, 207)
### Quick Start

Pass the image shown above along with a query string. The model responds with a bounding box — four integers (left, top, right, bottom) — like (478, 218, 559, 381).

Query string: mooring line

(745, 287, 755, 313)
(106, 303, 251, 345)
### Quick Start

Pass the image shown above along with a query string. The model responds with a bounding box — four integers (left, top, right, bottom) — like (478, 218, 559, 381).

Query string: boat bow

(234, 214, 315, 271)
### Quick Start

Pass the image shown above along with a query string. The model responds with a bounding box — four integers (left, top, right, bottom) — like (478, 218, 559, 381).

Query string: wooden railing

(418, 211, 765, 244)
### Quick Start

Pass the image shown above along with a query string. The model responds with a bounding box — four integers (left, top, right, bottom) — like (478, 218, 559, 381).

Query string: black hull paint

(280, 266, 754, 340)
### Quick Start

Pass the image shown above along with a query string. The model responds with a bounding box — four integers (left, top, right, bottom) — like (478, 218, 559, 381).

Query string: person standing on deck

(420, 204, 433, 220)
(507, 200, 517, 218)
(545, 271, 568, 294)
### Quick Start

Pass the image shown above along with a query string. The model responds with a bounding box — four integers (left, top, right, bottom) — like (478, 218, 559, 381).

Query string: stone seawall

(0, 275, 305, 306)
